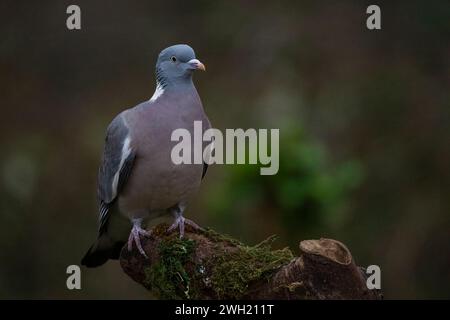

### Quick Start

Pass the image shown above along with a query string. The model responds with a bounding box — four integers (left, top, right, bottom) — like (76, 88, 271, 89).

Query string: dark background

(0, 0, 449, 299)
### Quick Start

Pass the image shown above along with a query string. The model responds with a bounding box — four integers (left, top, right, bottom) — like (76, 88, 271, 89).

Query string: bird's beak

(188, 59, 206, 71)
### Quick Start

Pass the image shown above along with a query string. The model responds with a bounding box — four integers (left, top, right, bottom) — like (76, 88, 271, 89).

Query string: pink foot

(127, 223, 151, 257)
(167, 216, 202, 238)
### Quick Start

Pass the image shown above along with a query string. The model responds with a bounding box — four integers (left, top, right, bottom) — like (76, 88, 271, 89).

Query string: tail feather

(81, 235, 125, 268)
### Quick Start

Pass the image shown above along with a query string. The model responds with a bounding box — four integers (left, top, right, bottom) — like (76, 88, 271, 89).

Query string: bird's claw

(127, 225, 151, 257)
(167, 216, 203, 238)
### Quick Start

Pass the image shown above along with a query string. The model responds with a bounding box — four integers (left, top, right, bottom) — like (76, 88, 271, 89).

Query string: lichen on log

(119, 223, 382, 300)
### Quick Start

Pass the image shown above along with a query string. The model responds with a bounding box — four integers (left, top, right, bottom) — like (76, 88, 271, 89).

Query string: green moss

(143, 228, 294, 300)
(144, 237, 196, 299)
(208, 235, 294, 299)
(203, 227, 244, 247)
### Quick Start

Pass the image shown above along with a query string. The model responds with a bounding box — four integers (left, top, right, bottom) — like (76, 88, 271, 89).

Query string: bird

(81, 44, 210, 268)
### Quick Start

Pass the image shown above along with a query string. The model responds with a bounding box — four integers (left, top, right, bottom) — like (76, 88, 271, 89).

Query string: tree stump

(120, 223, 382, 299)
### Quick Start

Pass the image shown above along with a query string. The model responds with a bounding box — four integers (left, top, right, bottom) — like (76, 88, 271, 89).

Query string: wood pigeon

(81, 44, 210, 268)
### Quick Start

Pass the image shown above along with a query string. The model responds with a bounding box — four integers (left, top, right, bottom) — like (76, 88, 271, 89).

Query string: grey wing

(97, 114, 135, 233)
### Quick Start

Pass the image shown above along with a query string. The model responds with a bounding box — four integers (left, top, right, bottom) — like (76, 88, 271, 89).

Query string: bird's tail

(81, 234, 125, 268)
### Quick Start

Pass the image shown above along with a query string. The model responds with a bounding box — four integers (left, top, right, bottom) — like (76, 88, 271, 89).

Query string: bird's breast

(117, 99, 207, 217)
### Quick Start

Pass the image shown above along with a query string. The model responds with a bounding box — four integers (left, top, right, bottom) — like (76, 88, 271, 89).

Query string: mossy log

(120, 223, 382, 299)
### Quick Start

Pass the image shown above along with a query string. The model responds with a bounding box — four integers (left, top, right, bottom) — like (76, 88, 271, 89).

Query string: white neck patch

(149, 83, 164, 102)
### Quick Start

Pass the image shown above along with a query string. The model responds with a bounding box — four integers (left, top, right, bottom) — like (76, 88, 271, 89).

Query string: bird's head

(155, 44, 205, 88)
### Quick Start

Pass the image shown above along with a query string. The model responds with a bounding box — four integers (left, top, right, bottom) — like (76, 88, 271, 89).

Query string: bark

(120, 223, 382, 300)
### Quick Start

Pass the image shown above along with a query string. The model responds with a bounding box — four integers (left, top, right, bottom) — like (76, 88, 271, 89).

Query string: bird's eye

(170, 56, 177, 63)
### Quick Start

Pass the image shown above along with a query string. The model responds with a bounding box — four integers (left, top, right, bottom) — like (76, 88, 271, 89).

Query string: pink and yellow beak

(188, 59, 206, 71)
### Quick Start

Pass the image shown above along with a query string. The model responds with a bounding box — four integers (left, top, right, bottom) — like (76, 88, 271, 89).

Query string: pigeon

(81, 44, 210, 268)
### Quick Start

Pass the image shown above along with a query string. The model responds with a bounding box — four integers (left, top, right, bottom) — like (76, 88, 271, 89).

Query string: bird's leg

(167, 205, 202, 238)
(127, 218, 151, 257)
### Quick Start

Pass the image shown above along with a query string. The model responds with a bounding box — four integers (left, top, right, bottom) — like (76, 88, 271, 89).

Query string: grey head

(155, 44, 205, 89)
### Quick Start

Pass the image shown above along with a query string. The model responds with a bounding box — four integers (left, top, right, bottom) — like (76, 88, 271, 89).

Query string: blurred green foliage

(206, 126, 364, 243)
